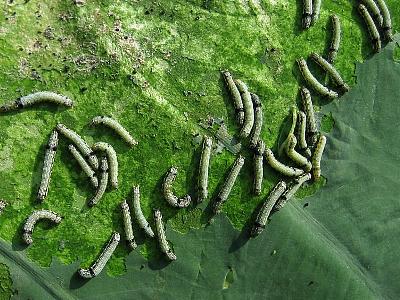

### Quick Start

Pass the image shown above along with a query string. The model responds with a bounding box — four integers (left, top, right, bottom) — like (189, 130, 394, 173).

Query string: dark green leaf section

(0, 263, 12, 300)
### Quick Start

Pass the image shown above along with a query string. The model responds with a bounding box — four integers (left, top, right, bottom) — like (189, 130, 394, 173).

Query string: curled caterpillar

(376, 0, 393, 42)
(362, 0, 384, 27)
(91, 116, 138, 147)
(213, 155, 245, 214)
(312, 135, 327, 181)
(278, 106, 297, 157)
(296, 111, 311, 158)
(222, 71, 244, 125)
(249, 93, 263, 149)
(235, 79, 254, 138)
(297, 58, 338, 98)
(358, 4, 382, 52)
(92, 142, 118, 189)
(88, 157, 108, 207)
(310, 52, 350, 92)
(300, 87, 318, 146)
(302, 0, 313, 29)
(22, 210, 62, 245)
(154, 209, 176, 261)
(56, 123, 99, 170)
(121, 200, 137, 250)
(78, 232, 120, 279)
(132, 185, 155, 238)
(37, 130, 59, 203)
(0, 91, 73, 113)
(250, 180, 287, 237)
(68, 145, 98, 188)
(327, 15, 341, 63)
(198, 136, 212, 203)
(0, 200, 7, 214)
(254, 140, 265, 196)
(163, 166, 191, 208)
(311, 0, 321, 25)
(265, 147, 304, 177)
(273, 173, 312, 211)
(285, 133, 312, 172)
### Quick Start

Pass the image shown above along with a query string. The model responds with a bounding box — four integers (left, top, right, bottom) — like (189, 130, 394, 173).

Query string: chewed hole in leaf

(320, 113, 334, 133)
(393, 42, 400, 62)
(222, 266, 236, 290)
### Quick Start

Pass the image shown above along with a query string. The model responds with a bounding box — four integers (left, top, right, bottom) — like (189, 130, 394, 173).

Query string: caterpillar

(92, 142, 118, 189)
(213, 155, 245, 214)
(297, 58, 339, 99)
(37, 130, 59, 203)
(312, 135, 327, 181)
(56, 123, 99, 170)
(296, 111, 312, 158)
(278, 106, 297, 157)
(249, 93, 263, 149)
(78, 232, 120, 279)
(0, 91, 73, 113)
(273, 173, 312, 211)
(68, 145, 98, 188)
(376, 0, 393, 41)
(0, 200, 7, 214)
(222, 71, 244, 125)
(163, 166, 191, 208)
(198, 136, 212, 203)
(285, 133, 312, 172)
(311, 0, 321, 25)
(88, 157, 109, 207)
(154, 209, 177, 261)
(22, 210, 62, 245)
(362, 0, 384, 27)
(253, 140, 265, 196)
(300, 87, 318, 146)
(234, 79, 254, 139)
(358, 4, 382, 52)
(327, 15, 341, 63)
(264, 147, 304, 177)
(310, 52, 350, 92)
(91, 116, 138, 147)
(302, 0, 313, 29)
(250, 180, 287, 237)
(121, 200, 137, 250)
(132, 185, 155, 238)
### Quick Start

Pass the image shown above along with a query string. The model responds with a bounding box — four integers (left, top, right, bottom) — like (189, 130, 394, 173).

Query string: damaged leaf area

(1, 0, 400, 298)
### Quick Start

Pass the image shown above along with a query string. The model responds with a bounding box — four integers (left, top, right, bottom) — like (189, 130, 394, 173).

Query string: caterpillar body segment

(376, 0, 393, 41)
(163, 166, 191, 208)
(235, 79, 254, 138)
(311, 0, 321, 25)
(300, 87, 318, 146)
(91, 116, 138, 147)
(22, 210, 62, 245)
(68, 144, 98, 188)
(296, 111, 311, 158)
(88, 157, 108, 207)
(358, 4, 382, 52)
(198, 136, 212, 203)
(253, 140, 265, 196)
(0, 200, 7, 214)
(222, 71, 244, 125)
(302, 0, 313, 29)
(92, 142, 118, 189)
(328, 15, 341, 63)
(285, 134, 312, 172)
(154, 209, 176, 261)
(132, 185, 155, 238)
(264, 148, 304, 177)
(121, 200, 137, 249)
(362, 0, 384, 27)
(278, 106, 297, 157)
(312, 135, 327, 181)
(249, 93, 263, 149)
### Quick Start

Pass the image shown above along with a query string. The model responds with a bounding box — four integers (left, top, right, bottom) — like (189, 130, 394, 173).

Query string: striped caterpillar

(358, 4, 382, 52)
(91, 116, 138, 147)
(154, 209, 176, 261)
(198, 136, 212, 203)
(88, 157, 108, 207)
(285, 133, 312, 172)
(68, 145, 98, 188)
(132, 185, 155, 238)
(278, 106, 297, 157)
(362, 0, 384, 27)
(22, 210, 62, 245)
(213, 155, 245, 214)
(0, 91, 73, 113)
(273, 173, 312, 211)
(311, 0, 321, 25)
(92, 142, 118, 189)
(264, 147, 304, 177)
(222, 71, 244, 125)
(312, 135, 327, 181)
(250, 180, 287, 237)
(253, 140, 265, 196)
(327, 15, 341, 63)
(300, 87, 318, 146)
(297, 58, 339, 99)
(249, 93, 263, 149)
(376, 0, 393, 41)
(302, 0, 312, 29)
(0, 200, 7, 214)
(163, 167, 191, 208)
(56, 124, 99, 170)
(234, 79, 254, 139)
(78, 232, 120, 279)
(310, 52, 350, 92)
(37, 130, 59, 203)
(121, 200, 137, 249)
(296, 111, 312, 158)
